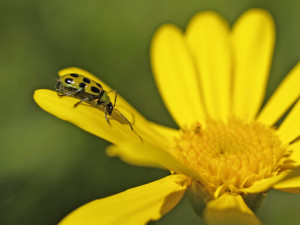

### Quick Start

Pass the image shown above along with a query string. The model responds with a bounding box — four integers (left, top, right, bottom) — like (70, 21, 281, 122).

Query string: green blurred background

(0, 0, 299, 224)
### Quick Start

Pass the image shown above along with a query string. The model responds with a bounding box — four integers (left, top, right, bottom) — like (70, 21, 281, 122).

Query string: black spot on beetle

(65, 78, 74, 84)
(91, 86, 100, 93)
(79, 83, 86, 88)
(70, 73, 79, 77)
(83, 78, 90, 83)
(96, 83, 102, 88)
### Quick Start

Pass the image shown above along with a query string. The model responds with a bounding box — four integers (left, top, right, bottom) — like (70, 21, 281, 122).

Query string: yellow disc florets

(174, 118, 293, 196)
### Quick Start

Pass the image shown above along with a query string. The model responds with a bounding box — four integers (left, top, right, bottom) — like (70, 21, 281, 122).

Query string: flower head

(34, 9, 300, 225)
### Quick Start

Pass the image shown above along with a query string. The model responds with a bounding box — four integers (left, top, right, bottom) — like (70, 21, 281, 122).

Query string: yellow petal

(59, 174, 188, 225)
(231, 9, 275, 120)
(186, 12, 231, 121)
(277, 100, 300, 144)
(245, 167, 300, 193)
(151, 24, 206, 127)
(147, 121, 179, 139)
(35, 88, 182, 165)
(289, 141, 300, 166)
(273, 176, 300, 194)
(203, 193, 262, 225)
(146, 121, 179, 147)
(34, 89, 141, 144)
(106, 142, 203, 183)
(257, 62, 300, 125)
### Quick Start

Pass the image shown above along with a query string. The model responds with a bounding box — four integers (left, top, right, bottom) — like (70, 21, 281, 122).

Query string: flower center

(174, 119, 292, 196)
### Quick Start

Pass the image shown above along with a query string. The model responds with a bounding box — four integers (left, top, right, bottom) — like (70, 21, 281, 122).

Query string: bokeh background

(0, 0, 299, 224)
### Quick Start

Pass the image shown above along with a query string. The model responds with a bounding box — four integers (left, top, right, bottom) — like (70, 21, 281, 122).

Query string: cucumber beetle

(55, 73, 134, 131)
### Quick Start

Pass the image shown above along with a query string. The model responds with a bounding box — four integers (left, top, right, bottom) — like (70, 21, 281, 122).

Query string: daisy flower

(34, 9, 300, 225)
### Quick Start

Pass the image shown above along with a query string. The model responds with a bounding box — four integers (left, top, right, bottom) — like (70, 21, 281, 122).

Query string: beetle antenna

(114, 108, 143, 142)
(114, 108, 133, 130)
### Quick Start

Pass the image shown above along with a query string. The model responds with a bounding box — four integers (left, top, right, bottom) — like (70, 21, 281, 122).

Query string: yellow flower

(34, 9, 300, 225)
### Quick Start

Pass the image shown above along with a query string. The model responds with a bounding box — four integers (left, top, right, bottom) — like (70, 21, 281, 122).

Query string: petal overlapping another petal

(245, 167, 300, 193)
(273, 176, 300, 194)
(59, 174, 188, 225)
(203, 193, 262, 225)
(106, 143, 203, 183)
(151, 25, 206, 127)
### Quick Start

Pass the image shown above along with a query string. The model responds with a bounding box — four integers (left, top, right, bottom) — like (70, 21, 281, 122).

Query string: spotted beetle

(55, 73, 134, 131)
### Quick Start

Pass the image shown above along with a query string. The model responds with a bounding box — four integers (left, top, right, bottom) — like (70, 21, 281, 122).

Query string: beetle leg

(104, 107, 111, 126)
(73, 95, 97, 107)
